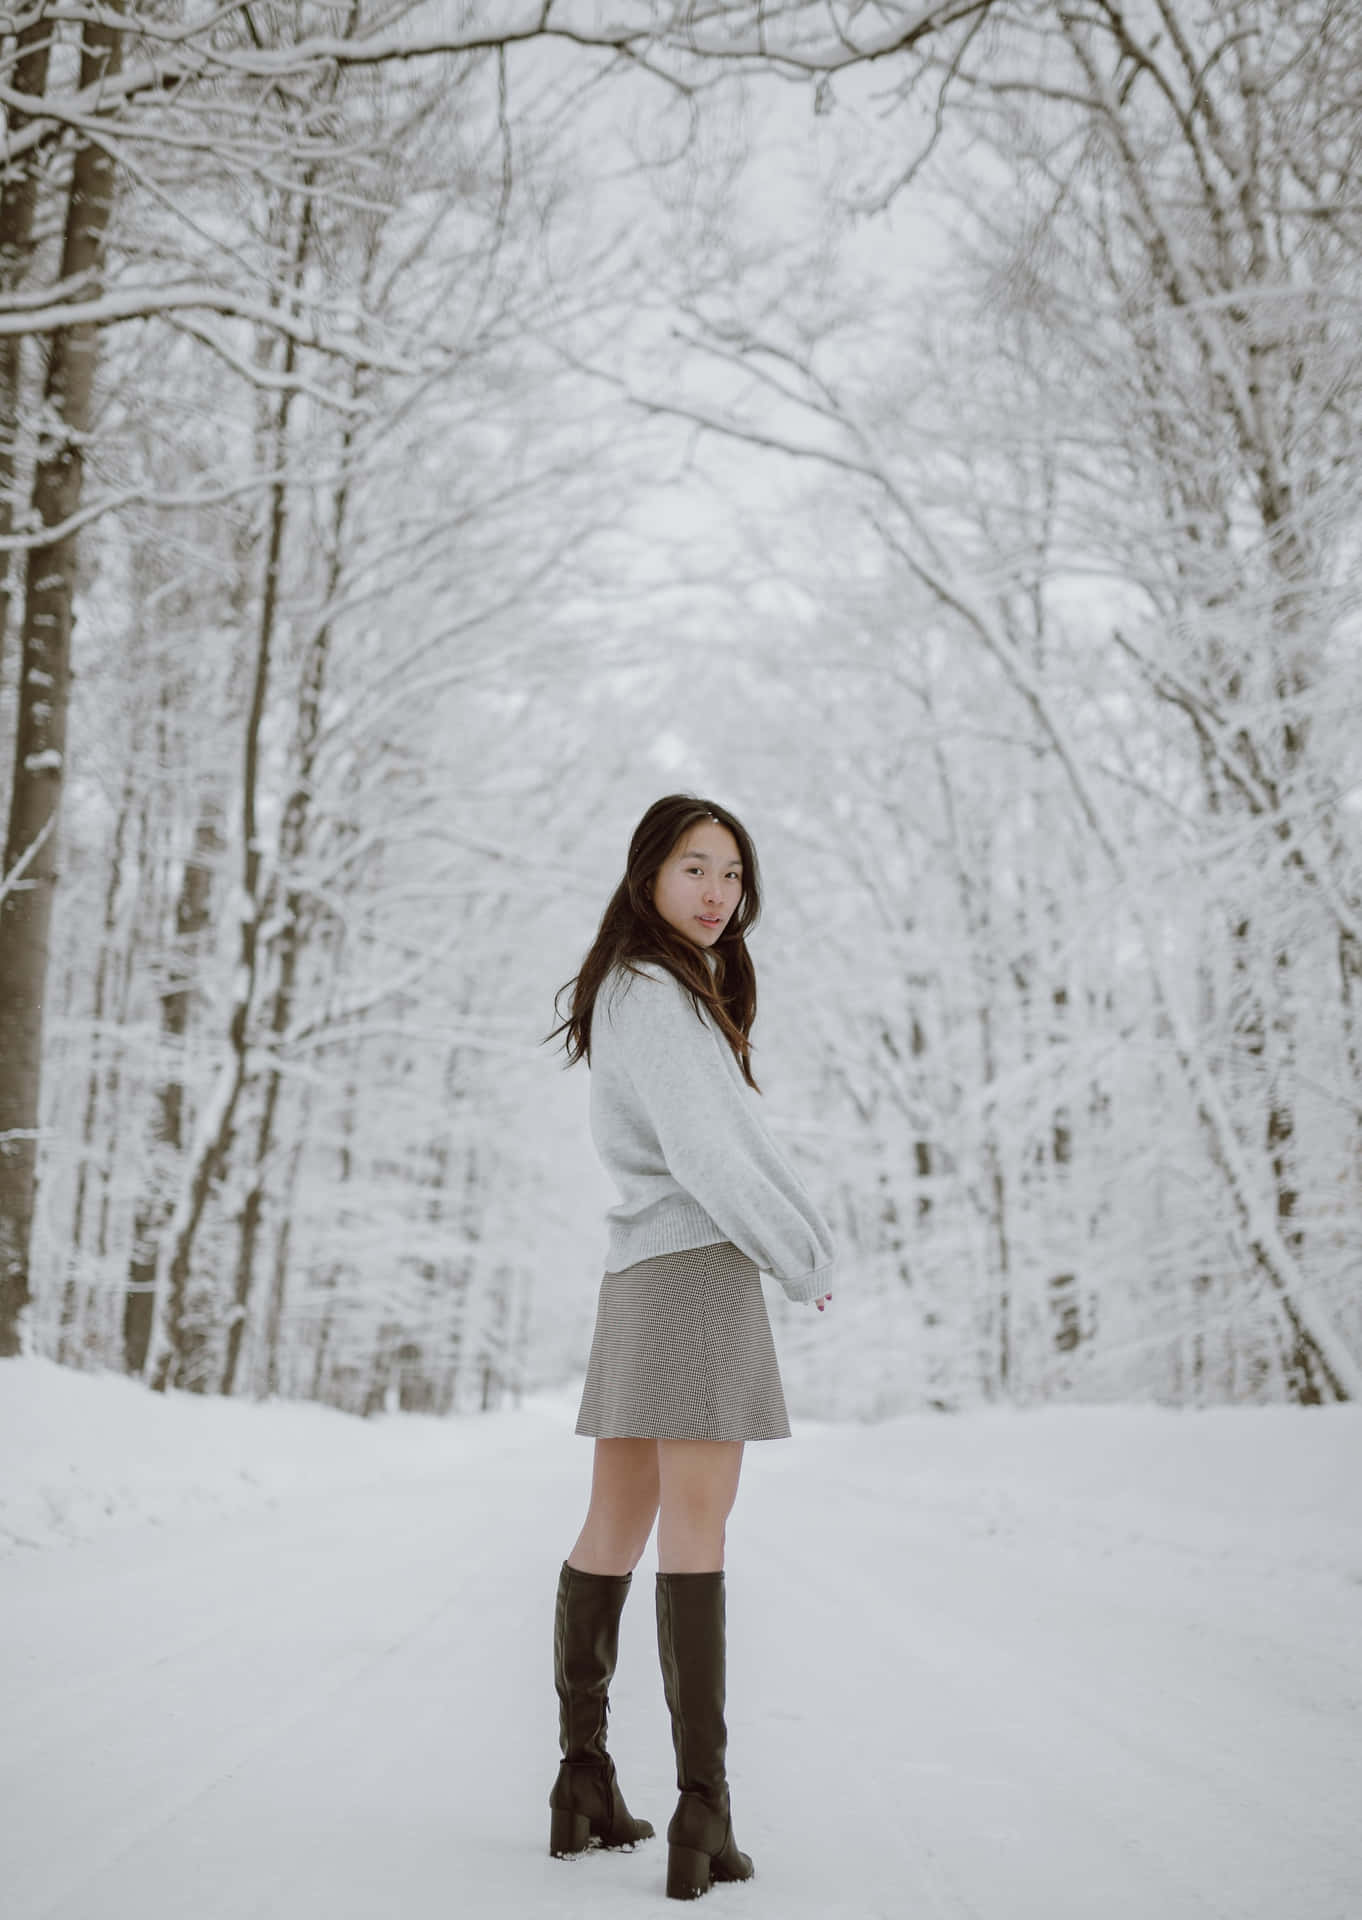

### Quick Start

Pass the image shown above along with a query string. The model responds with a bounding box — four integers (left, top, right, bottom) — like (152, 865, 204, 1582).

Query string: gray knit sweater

(588, 960, 837, 1303)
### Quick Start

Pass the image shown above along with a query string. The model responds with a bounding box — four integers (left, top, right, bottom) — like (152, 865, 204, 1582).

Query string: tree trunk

(308, 1078, 358, 1405)
(143, 194, 312, 1392)
(0, 11, 54, 661)
(222, 416, 355, 1394)
(943, 771, 1011, 1397)
(0, 6, 123, 1356)
(58, 760, 135, 1358)
(260, 1094, 313, 1400)
(122, 794, 224, 1372)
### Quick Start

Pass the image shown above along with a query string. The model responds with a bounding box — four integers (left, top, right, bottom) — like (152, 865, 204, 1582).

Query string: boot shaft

(654, 1570, 730, 1808)
(554, 1560, 632, 1763)
(549, 1561, 655, 1855)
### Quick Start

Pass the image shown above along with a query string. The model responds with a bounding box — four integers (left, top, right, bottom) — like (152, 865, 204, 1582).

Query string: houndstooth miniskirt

(575, 1239, 791, 1442)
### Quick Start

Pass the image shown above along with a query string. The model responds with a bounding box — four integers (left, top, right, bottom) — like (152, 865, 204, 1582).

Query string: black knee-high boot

(549, 1561, 655, 1857)
(655, 1571, 755, 1900)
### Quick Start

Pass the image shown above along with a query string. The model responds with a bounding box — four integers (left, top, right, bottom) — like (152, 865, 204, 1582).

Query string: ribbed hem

(776, 1261, 836, 1305)
(604, 1199, 730, 1273)
(604, 1209, 835, 1308)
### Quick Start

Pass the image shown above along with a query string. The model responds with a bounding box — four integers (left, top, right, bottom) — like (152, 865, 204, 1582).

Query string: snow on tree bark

(0, 4, 124, 1357)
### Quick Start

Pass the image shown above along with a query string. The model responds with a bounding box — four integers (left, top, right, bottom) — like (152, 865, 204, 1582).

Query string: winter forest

(2, 0, 1360, 1423)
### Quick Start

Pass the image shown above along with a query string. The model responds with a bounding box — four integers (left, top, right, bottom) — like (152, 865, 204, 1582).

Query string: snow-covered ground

(3, 1357, 1360, 1920)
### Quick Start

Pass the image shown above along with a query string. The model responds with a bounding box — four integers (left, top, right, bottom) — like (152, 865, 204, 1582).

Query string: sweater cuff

(775, 1261, 836, 1305)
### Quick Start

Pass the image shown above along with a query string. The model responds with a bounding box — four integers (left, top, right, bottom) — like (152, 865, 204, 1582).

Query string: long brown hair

(546, 794, 764, 1090)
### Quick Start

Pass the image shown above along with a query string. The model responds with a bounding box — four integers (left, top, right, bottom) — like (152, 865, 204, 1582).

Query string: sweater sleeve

(604, 965, 836, 1303)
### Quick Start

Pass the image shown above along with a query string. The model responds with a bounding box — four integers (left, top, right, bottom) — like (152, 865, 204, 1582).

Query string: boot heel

(667, 1842, 713, 1900)
(549, 1808, 592, 1857)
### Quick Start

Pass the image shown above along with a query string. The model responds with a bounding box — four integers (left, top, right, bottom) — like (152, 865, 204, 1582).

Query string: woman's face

(650, 819, 744, 949)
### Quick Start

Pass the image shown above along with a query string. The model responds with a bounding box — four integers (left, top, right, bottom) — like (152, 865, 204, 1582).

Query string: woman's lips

(698, 916, 722, 927)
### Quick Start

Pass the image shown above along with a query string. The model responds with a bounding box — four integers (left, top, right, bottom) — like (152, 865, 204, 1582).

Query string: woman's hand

(814, 1293, 832, 1313)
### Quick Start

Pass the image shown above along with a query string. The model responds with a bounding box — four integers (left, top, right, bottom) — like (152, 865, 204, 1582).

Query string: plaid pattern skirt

(575, 1239, 791, 1442)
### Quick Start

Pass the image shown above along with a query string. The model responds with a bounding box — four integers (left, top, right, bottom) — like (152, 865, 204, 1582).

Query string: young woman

(545, 793, 836, 1901)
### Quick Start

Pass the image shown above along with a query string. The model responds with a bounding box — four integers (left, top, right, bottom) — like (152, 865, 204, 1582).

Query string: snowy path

(3, 1384, 1360, 1920)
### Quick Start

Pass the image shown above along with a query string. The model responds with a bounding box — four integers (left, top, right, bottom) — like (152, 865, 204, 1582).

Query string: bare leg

(568, 1437, 661, 1575)
(656, 1439, 744, 1573)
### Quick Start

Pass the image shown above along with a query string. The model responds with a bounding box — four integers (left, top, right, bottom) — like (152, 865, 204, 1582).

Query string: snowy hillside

(3, 1361, 1360, 1919)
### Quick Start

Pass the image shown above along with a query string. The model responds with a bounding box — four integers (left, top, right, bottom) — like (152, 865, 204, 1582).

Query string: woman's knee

(655, 1503, 728, 1573)
(573, 1527, 648, 1574)
(572, 1441, 658, 1570)
(581, 1484, 659, 1560)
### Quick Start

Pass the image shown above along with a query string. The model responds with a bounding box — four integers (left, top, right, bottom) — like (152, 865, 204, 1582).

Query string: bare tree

(0, 2, 124, 1356)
